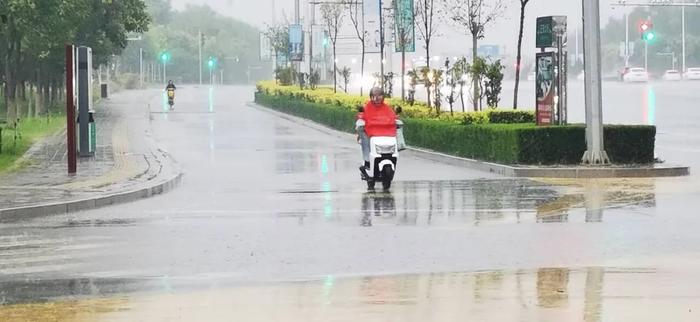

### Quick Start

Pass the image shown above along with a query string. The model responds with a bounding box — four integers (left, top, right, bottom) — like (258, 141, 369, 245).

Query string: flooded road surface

(1, 86, 699, 321)
(2, 266, 699, 321)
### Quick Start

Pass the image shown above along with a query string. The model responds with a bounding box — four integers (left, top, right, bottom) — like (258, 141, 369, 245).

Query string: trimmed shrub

(254, 86, 656, 165)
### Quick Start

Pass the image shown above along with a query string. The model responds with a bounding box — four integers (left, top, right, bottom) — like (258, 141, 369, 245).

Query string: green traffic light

(645, 32, 655, 41)
(160, 52, 170, 62)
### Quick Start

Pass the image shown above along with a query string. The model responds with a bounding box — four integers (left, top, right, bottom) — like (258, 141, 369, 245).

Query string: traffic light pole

(682, 6, 686, 74)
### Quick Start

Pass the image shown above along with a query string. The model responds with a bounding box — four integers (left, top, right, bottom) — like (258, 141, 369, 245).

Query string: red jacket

(359, 101, 397, 137)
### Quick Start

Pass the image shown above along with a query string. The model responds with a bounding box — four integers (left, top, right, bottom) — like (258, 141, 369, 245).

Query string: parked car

(623, 67, 649, 83)
(662, 70, 682, 81)
(685, 67, 700, 80)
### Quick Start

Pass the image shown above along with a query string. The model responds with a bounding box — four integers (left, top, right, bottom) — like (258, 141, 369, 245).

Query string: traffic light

(640, 20, 655, 42)
(160, 51, 170, 63)
(207, 57, 216, 69)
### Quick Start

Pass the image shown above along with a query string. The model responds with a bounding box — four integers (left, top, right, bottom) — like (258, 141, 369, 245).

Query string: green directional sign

(536, 16, 554, 49)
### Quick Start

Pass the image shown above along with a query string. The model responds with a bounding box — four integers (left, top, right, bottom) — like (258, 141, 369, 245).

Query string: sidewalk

(0, 89, 182, 221)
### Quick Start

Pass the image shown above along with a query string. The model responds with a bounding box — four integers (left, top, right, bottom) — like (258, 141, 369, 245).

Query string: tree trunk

(460, 86, 465, 112)
(360, 46, 365, 96)
(425, 40, 432, 109)
(401, 49, 406, 101)
(513, 2, 526, 110)
(333, 45, 338, 93)
(472, 35, 479, 112)
(5, 46, 17, 126)
(44, 82, 50, 114)
(27, 83, 33, 118)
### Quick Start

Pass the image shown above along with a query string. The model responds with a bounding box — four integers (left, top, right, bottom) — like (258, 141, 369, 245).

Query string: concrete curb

(0, 171, 183, 222)
(249, 101, 690, 178)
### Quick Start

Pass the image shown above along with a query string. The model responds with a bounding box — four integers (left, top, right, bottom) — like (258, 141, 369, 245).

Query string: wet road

(1, 85, 699, 321)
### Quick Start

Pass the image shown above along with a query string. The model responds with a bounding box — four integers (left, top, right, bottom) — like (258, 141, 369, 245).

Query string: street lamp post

(581, 0, 610, 165)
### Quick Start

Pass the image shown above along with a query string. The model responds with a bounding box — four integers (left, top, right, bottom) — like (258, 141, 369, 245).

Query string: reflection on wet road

(1, 86, 700, 321)
(1, 267, 698, 321)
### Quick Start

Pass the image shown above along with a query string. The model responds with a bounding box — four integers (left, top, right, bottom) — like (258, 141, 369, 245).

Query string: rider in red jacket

(356, 87, 398, 171)
(360, 88, 397, 137)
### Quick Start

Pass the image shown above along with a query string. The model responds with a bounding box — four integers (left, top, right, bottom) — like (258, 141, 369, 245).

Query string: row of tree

(299, 0, 527, 112)
(0, 0, 150, 126)
(118, 1, 264, 85)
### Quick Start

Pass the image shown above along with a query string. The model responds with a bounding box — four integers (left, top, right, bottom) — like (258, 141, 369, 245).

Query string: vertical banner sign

(312, 26, 326, 61)
(394, 0, 415, 53)
(289, 24, 304, 61)
(536, 52, 556, 125)
(259, 32, 272, 62)
(364, 0, 381, 53)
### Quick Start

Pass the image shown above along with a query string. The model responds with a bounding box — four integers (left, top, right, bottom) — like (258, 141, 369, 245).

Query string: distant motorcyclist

(165, 80, 176, 109)
(165, 80, 177, 91)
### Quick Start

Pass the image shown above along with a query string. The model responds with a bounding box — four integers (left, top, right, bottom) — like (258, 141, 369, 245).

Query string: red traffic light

(638, 20, 653, 32)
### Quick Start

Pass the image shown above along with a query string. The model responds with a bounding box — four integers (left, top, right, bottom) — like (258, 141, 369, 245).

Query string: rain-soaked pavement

(1, 85, 699, 321)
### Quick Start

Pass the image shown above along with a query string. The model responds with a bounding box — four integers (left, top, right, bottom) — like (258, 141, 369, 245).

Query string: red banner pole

(66, 45, 77, 174)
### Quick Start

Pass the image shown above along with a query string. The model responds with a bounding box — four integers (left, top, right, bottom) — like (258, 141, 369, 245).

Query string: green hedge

(254, 91, 656, 165)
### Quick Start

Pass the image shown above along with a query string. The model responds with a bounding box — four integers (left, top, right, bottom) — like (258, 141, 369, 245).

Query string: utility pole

(645, 12, 650, 71)
(199, 30, 203, 85)
(379, 0, 385, 91)
(139, 48, 144, 88)
(624, 10, 629, 67)
(682, 5, 686, 74)
(309, 1, 315, 77)
(581, 0, 610, 165)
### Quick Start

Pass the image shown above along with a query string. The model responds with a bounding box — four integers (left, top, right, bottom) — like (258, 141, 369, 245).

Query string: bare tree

(347, 0, 367, 96)
(415, 0, 440, 108)
(321, 2, 345, 93)
(513, 0, 531, 110)
(443, 0, 505, 111)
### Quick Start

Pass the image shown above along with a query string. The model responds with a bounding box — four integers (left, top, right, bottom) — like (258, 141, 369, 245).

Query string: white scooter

(357, 118, 403, 191)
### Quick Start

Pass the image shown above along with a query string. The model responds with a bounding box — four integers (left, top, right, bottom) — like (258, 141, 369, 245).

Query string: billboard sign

(536, 52, 556, 126)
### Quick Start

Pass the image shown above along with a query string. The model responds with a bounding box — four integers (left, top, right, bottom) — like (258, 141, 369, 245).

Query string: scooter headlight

(375, 144, 396, 154)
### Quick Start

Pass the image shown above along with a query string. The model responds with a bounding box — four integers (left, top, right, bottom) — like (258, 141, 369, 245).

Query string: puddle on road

(278, 179, 658, 227)
(1, 267, 697, 322)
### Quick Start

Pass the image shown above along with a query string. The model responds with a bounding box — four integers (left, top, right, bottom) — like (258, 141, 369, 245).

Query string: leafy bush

(488, 110, 536, 124)
(254, 83, 655, 165)
(256, 81, 534, 124)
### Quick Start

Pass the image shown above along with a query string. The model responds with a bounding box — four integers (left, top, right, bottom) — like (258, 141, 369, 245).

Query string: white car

(527, 71, 536, 81)
(662, 70, 682, 81)
(623, 67, 649, 82)
(685, 67, 700, 80)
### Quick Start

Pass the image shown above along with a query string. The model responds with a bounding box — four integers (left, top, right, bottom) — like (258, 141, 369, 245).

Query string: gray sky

(171, 0, 625, 62)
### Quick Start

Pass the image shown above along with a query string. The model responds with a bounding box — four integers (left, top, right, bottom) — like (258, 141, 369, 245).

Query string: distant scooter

(167, 89, 175, 110)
